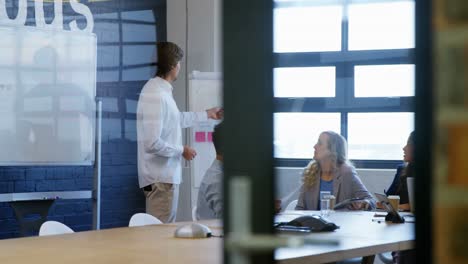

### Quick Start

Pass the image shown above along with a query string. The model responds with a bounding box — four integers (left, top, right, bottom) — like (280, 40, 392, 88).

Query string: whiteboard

(188, 71, 222, 191)
(0, 25, 97, 165)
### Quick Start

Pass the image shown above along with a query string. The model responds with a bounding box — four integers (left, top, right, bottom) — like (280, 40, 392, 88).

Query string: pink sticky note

(195, 132, 206, 142)
(207, 132, 213, 142)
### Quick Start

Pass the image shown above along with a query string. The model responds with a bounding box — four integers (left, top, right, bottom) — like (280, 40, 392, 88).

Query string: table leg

(10, 200, 55, 237)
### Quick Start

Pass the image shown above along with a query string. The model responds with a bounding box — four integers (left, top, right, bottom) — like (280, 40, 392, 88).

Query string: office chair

(192, 206, 198, 221)
(378, 252, 394, 264)
(129, 213, 163, 227)
(39, 221, 74, 236)
(285, 200, 298, 211)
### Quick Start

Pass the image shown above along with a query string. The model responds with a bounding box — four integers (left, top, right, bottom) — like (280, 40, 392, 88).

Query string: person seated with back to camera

(196, 122, 224, 220)
(295, 131, 376, 211)
(383, 131, 415, 212)
(196, 122, 282, 220)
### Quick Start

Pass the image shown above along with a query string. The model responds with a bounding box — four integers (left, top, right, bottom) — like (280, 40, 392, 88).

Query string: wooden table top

(0, 212, 414, 264)
(0, 220, 223, 264)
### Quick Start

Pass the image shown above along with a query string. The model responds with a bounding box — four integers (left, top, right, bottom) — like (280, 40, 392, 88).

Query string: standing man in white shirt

(137, 42, 222, 223)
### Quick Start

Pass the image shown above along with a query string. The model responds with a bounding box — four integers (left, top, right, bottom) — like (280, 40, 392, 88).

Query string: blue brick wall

(0, 0, 166, 239)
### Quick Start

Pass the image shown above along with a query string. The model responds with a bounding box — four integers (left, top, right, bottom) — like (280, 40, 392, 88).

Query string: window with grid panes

(273, 0, 415, 168)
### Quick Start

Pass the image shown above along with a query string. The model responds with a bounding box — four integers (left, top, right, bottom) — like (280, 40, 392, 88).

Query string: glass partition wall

(224, 0, 432, 263)
(0, 0, 166, 237)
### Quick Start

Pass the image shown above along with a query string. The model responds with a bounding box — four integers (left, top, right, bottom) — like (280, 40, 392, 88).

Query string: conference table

(275, 210, 414, 263)
(0, 211, 414, 264)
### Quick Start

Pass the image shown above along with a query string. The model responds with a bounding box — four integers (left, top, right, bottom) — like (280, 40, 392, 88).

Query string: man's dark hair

(212, 122, 223, 155)
(155, 42, 184, 78)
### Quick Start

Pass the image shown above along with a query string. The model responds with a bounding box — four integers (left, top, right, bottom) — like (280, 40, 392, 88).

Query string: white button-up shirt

(137, 77, 208, 187)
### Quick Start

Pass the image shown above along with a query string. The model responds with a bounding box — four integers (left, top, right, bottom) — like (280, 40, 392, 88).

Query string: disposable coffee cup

(388, 195, 400, 211)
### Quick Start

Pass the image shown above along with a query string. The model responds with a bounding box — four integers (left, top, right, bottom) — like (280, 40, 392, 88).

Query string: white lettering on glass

(35, 0, 63, 29)
(69, 0, 94, 33)
(0, 0, 27, 25)
(0, 0, 94, 33)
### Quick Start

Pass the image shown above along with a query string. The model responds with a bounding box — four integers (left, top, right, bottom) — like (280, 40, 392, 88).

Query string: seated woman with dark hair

(295, 131, 375, 211)
(381, 131, 415, 264)
(384, 131, 415, 212)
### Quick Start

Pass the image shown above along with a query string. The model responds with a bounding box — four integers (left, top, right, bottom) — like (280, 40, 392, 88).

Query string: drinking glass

(320, 191, 331, 217)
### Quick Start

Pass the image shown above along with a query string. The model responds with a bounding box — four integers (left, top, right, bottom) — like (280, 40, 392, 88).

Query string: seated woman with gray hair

(295, 131, 375, 211)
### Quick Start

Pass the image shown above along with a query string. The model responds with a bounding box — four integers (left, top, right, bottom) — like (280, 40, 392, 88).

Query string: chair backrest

(285, 200, 298, 211)
(39, 221, 74, 236)
(378, 252, 394, 264)
(192, 206, 198, 221)
(129, 213, 163, 227)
